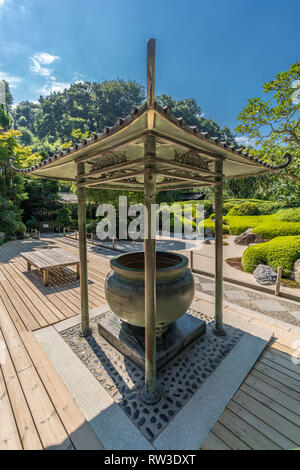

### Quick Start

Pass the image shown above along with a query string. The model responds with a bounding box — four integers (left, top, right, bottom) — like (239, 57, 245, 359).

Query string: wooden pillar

(141, 134, 161, 404)
(140, 38, 161, 404)
(77, 162, 91, 337)
(214, 160, 226, 336)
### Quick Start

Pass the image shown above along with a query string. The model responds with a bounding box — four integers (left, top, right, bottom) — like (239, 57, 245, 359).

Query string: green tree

(14, 101, 40, 132)
(21, 178, 60, 223)
(156, 94, 235, 143)
(34, 79, 145, 142)
(55, 206, 72, 229)
(236, 62, 300, 188)
(0, 127, 42, 236)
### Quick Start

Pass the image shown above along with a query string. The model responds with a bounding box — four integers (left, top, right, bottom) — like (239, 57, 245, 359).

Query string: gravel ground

(194, 274, 300, 327)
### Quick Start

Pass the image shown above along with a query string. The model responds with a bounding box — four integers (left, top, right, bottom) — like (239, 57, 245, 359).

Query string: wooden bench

(20, 248, 80, 286)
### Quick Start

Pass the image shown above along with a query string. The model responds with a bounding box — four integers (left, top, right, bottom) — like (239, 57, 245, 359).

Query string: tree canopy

(236, 62, 300, 181)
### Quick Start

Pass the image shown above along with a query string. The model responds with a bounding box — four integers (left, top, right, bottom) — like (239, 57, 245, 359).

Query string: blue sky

(0, 0, 299, 143)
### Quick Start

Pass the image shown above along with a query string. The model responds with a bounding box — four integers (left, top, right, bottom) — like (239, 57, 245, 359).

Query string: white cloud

(40, 79, 71, 96)
(0, 0, 11, 16)
(0, 71, 22, 88)
(29, 52, 69, 97)
(235, 136, 256, 147)
(30, 52, 60, 77)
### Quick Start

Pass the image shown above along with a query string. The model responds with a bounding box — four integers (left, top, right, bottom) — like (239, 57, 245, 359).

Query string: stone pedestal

(98, 311, 206, 370)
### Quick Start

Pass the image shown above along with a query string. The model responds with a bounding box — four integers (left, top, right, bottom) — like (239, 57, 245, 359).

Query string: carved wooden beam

(156, 170, 216, 185)
(81, 157, 145, 180)
(78, 170, 144, 188)
(154, 156, 222, 177)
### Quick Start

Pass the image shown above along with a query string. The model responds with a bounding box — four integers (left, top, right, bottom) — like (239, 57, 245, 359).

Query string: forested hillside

(12, 79, 236, 156)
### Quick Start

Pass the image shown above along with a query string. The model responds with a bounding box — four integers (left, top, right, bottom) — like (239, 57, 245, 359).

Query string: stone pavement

(194, 273, 300, 327)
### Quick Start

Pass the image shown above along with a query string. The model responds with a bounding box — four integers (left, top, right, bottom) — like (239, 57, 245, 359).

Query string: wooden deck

(0, 237, 107, 450)
(201, 340, 300, 450)
(0, 238, 108, 331)
(0, 238, 299, 450)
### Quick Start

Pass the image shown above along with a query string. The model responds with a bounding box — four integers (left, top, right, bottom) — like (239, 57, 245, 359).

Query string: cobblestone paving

(194, 275, 300, 327)
(60, 310, 243, 443)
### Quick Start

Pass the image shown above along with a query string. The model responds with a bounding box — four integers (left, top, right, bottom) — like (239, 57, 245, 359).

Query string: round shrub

(55, 206, 72, 228)
(16, 221, 26, 234)
(26, 219, 36, 230)
(209, 213, 215, 220)
(86, 221, 97, 234)
(223, 201, 237, 215)
(275, 208, 300, 223)
(227, 202, 260, 216)
(198, 219, 229, 235)
(242, 244, 267, 273)
(258, 201, 285, 215)
(242, 236, 300, 277)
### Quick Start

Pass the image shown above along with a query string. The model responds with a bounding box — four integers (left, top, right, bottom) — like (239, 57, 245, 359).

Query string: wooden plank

(245, 373, 300, 415)
(267, 345, 297, 362)
(18, 366, 73, 450)
(231, 391, 299, 448)
(0, 297, 32, 373)
(0, 367, 22, 450)
(200, 431, 231, 450)
(0, 280, 40, 331)
(0, 261, 61, 325)
(2, 260, 67, 323)
(0, 331, 42, 450)
(219, 409, 281, 450)
(209, 421, 251, 450)
(5, 247, 97, 320)
(0, 264, 49, 328)
(241, 382, 300, 427)
(260, 355, 300, 381)
(254, 362, 300, 393)
(22, 330, 103, 450)
(251, 369, 300, 402)
(0, 283, 28, 335)
(261, 351, 300, 377)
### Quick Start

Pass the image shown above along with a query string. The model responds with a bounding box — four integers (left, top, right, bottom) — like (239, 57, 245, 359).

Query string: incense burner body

(105, 251, 195, 328)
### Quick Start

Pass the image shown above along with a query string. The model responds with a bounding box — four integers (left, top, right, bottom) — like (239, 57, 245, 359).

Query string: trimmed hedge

(198, 219, 229, 235)
(242, 236, 300, 277)
(223, 214, 300, 238)
(223, 215, 272, 235)
(275, 208, 300, 223)
(254, 221, 300, 239)
(227, 202, 260, 216)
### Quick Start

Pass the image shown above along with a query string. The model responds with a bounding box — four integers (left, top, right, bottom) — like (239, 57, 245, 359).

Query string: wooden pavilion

(10, 39, 292, 404)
